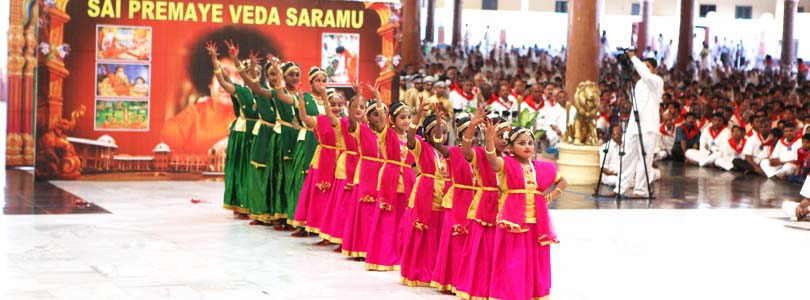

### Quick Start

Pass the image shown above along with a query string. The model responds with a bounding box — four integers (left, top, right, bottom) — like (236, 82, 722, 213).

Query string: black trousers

(732, 158, 757, 173)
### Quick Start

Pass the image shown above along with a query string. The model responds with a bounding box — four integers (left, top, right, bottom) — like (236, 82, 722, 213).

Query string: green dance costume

(286, 92, 325, 220)
(223, 84, 257, 213)
(275, 88, 300, 219)
(246, 85, 283, 222)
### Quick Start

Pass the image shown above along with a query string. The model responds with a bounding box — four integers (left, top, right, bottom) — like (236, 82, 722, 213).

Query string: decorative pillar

(425, 0, 436, 42)
(22, 3, 39, 165)
(781, 0, 798, 70)
(452, 0, 463, 47)
(7, 0, 26, 166)
(564, 0, 600, 100)
(366, 2, 401, 105)
(637, 0, 652, 55)
(401, 0, 422, 68)
(676, 0, 695, 73)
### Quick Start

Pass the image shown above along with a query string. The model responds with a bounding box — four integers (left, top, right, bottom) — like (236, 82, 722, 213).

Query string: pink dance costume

(488, 156, 559, 300)
(430, 146, 476, 292)
(365, 128, 416, 271)
(400, 140, 451, 287)
(341, 124, 383, 258)
(320, 118, 359, 243)
(454, 147, 501, 299)
(290, 115, 341, 234)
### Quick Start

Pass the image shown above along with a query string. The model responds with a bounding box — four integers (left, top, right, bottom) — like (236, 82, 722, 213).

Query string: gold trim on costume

(401, 277, 432, 287)
(341, 249, 367, 258)
(429, 281, 455, 293)
(365, 263, 400, 271)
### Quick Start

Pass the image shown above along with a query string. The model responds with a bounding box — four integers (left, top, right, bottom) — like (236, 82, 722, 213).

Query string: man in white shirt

(449, 79, 476, 115)
(535, 82, 566, 150)
(610, 50, 663, 198)
(761, 122, 801, 179)
(685, 113, 730, 167)
(715, 126, 747, 171)
(486, 83, 518, 122)
(734, 118, 773, 176)
(600, 126, 623, 186)
(655, 112, 676, 161)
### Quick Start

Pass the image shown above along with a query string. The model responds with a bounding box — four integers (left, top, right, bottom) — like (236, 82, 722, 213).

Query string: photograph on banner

(96, 63, 151, 98)
(321, 33, 360, 85)
(95, 99, 150, 131)
(97, 25, 152, 61)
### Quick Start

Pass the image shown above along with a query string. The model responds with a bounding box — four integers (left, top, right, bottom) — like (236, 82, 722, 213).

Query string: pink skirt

(430, 209, 469, 292)
(488, 223, 551, 300)
(453, 221, 496, 300)
(341, 187, 377, 258)
(291, 167, 325, 232)
(399, 209, 444, 287)
(365, 192, 409, 271)
(319, 179, 350, 243)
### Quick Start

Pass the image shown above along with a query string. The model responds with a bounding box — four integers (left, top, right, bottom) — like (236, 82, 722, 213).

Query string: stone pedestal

(557, 143, 601, 185)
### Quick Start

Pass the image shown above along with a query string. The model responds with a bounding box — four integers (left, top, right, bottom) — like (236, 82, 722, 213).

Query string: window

(554, 1, 568, 13)
(631, 3, 640, 16)
(699, 4, 716, 17)
(482, 0, 497, 10)
(735, 6, 752, 19)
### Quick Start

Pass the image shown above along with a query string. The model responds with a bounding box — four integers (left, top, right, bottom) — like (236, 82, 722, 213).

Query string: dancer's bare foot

(291, 228, 308, 237)
(315, 239, 331, 246)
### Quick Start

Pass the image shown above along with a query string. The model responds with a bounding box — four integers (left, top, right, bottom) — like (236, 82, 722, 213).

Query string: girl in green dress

(238, 50, 286, 225)
(273, 61, 305, 230)
(207, 41, 252, 217)
(286, 67, 329, 237)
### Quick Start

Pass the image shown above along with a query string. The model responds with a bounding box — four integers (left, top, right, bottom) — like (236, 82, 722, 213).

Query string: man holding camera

(610, 50, 664, 198)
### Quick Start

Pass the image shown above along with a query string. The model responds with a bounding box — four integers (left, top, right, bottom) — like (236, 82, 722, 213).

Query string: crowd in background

(400, 34, 810, 186)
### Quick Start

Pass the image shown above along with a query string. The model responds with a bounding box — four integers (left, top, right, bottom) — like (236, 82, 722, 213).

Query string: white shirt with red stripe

(699, 125, 730, 152)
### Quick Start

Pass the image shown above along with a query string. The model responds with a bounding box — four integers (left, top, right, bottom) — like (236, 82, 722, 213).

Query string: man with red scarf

(733, 117, 774, 176)
(654, 112, 676, 161)
(715, 126, 747, 171)
(685, 112, 729, 167)
(671, 113, 701, 162)
(761, 122, 801, 179)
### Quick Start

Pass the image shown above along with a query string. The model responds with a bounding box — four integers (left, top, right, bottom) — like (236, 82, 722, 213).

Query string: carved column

(7, 0, 26, 166)
(22, 3, 39, 165)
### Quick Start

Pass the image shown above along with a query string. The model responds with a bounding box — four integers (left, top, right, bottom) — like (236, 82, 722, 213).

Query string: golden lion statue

(565, 81, 600, 146)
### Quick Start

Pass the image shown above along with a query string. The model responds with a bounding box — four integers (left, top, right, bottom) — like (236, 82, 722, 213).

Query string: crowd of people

(212, 36, 569, 300)
(415, 35, 810, 213)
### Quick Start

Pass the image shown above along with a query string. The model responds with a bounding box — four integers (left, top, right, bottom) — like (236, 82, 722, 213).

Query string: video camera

(615, 47, 636, 81)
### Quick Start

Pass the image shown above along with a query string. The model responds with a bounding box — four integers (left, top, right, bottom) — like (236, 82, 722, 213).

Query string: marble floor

(2, 166, 810, 300)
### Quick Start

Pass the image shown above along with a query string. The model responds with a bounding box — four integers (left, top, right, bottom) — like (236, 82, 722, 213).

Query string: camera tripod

(594, 52, 655, 208)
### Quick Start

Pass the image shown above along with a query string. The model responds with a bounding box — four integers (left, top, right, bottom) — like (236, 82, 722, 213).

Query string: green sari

(223, 84, 256, 214)
(246, 86, 284, 222)
(286, 92, 324, 219)
(275, 88, 299, 219)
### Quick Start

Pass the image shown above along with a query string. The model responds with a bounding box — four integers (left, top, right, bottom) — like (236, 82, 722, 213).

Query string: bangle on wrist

(462, 135, 473, 142)
(214, 68, 222, 74)
(485, 147, 496, 155)
(554, 187, 564, 194)
(409, 123, 419, 129)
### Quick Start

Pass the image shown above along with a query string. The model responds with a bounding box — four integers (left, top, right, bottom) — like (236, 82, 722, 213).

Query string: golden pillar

(401, 0, 422, 68)
(22, 2, 39, 165)
(7, 0, 26, 166)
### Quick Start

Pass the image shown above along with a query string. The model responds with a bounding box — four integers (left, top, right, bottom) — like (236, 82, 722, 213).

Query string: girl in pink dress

(365, 101, 416, 271)
(319, 88, 363, 250)
(290, 71, 344, 243)
(454, 113, 511, 300)
(484, 126, 568, 300)
(342, 94, 387, 259)
(400, 105, 452, 287)
(430, 113, 479, 293)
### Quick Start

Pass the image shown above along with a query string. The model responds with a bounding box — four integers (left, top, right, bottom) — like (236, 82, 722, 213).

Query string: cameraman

(611, 50, 664, 198)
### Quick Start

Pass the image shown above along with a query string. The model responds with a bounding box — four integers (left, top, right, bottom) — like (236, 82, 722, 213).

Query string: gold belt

(384, 160, 411, 168)
(421, 173, 446, 180)
(361, 156, 385, 163)
(452, 183, 478, 191)
(479, 186, 499, 192)
(278, 119, 302, 130)
(504, 189, 543, 195)
(320, 144, 346, 151)
(258, 119, 275, 126)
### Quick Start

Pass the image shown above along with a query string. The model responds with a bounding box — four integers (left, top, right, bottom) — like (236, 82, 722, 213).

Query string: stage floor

(2, 163, 809, 300)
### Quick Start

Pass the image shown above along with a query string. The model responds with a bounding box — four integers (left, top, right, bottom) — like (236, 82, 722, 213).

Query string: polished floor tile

(2, 159, 809, 300)
(3, 169, 109, 215)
